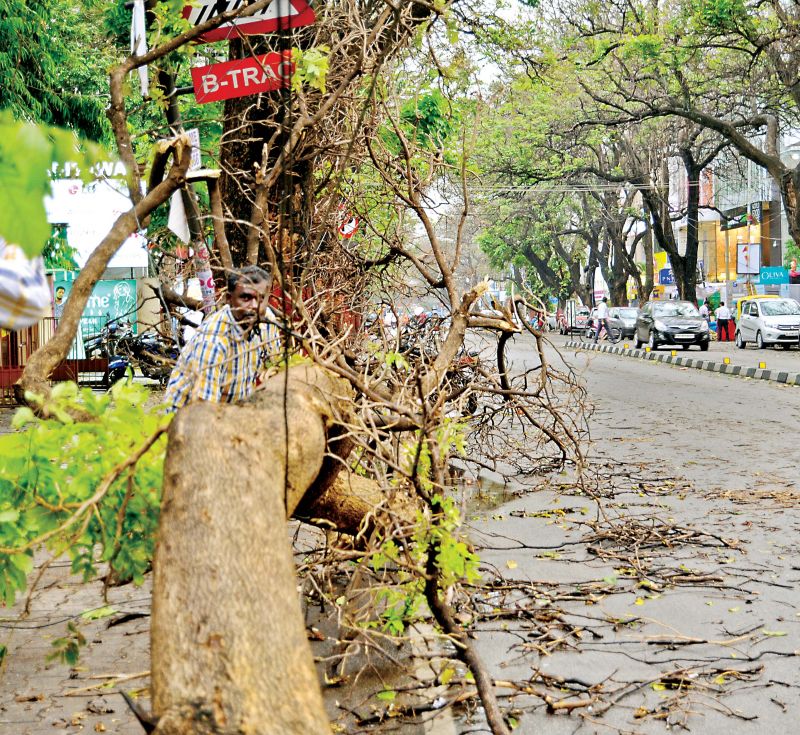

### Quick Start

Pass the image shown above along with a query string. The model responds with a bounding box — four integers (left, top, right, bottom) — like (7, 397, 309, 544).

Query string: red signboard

(191, 52, 293, 104)
(183, 0, 316, 43)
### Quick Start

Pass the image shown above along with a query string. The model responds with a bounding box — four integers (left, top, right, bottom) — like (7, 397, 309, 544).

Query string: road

(570, 330, 800, 374)
(463, 333, 800, 734)
(2, 333, 798, 735)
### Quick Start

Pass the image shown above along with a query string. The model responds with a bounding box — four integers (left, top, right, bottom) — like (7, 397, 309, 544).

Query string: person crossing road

(593, 297, 619, 343)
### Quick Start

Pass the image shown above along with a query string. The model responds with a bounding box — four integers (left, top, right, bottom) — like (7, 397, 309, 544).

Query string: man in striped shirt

(164, 265, 280, 412)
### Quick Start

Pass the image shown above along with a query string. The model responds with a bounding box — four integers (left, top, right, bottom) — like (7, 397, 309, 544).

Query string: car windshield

(760, 299, 800, 316)
(653, 302, 700, 317)
(616, 308, 638, 318)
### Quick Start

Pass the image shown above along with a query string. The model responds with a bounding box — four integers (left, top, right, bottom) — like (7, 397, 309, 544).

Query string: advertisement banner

(736, 242, 760, 275)
(757, 266, 788, 285)
(53, 276, 138, 334)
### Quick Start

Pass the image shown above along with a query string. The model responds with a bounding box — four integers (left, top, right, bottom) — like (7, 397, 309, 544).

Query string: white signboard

(736, 242, 761, 275)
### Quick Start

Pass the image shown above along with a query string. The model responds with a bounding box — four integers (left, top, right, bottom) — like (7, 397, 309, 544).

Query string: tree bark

(151, 365, 357, 734)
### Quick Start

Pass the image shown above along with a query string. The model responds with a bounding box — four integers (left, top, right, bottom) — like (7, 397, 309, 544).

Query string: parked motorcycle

(105, 331, 180, 386)
(84, 318, 133, 358)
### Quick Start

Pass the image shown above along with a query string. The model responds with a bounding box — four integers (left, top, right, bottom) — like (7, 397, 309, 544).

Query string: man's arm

(164, 333, 228, 411)
(258, 319, 282, 368)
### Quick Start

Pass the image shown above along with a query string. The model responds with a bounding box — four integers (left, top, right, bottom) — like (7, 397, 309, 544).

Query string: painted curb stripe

(565, 340, 800, 388)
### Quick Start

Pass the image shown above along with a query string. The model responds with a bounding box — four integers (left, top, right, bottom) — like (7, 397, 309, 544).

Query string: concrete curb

(565, 339, 800, 386)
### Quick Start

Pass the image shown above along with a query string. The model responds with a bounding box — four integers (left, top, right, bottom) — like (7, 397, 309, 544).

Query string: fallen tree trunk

(151, 365, 360, 734)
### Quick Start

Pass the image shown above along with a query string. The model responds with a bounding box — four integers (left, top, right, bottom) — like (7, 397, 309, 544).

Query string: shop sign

(720, 202, 763, 231)
(757, 266, 788, 285)
(658, 267, 675, 285)
(191, 52, 293, 103)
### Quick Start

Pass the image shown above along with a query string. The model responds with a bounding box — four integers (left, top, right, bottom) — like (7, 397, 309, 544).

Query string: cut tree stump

(151, 365, 359, 734)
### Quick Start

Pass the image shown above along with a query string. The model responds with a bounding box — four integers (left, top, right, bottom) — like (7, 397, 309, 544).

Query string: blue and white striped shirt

(0, 238, 51, 330)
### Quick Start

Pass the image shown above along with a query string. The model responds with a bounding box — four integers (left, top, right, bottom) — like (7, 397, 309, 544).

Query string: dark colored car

(608, 306, 638, 338)
(635, 300, 710, 351)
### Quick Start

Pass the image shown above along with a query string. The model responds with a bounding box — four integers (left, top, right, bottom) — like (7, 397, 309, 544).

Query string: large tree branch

(17, 139, 192, 401)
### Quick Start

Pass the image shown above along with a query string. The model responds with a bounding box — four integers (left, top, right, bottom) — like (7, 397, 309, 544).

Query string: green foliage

(400, 91, 456, 153)
(620, 34, 664, 61)
(0, 381, 170, 608)
(381, 90, 458, 162)
(365, 427, 478, 636)
(783, 239, 800, 267)
(368, 491, 481, 635)
(0, 113, 105, 256)
(0, 0, 116, 142)
(46, 621, 86, 666)
(43, 224, 79, 270)
(689, 0, 750, 33)
(292, 46, 331, 94)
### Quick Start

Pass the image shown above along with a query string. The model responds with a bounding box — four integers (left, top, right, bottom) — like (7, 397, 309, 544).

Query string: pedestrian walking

(164, 265, 280, 412)
(699, 300, 709, 322)
(593, 297, 616, 343)
(715, 301, 733, 342)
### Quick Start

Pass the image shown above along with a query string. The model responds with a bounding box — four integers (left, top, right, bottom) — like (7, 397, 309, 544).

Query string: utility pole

(724, 225, 731, 305)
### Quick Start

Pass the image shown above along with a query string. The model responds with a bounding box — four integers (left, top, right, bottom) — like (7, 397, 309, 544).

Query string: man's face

(55, 288, 65, 302)
(228, 279, 269, 329)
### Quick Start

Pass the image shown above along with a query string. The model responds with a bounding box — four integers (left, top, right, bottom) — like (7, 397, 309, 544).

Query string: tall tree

(0, 0, 114, 141)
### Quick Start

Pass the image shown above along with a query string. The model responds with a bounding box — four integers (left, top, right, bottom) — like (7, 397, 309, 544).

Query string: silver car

(608, 306, 638, 338)
(735, 297, 800, 349)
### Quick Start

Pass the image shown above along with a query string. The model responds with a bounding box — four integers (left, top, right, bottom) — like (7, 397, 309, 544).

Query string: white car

(735, 297, 800, 349)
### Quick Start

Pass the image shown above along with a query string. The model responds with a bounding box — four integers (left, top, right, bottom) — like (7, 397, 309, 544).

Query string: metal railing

(0, 317, 111, 404)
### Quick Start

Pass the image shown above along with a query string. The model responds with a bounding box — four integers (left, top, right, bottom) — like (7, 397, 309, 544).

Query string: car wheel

(699, 341, 709, 352)
(648, 330, 659, 350)
(735, 331, 746, 349)
(755, 331, 764, 349)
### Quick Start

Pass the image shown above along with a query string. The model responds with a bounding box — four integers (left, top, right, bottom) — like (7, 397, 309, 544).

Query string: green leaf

(11, 407, 36, 430)
(80, 605, 117, 621)
(8, 553, 33, 574)
(376, 690, 397, 701)
(0, 509, 20, 523)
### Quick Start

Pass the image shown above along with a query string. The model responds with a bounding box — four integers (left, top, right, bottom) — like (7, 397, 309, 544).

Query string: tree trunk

(780, 168, 800, 245)
(151, 365, 360, 734)
(643, 225, 654, 302)
(679, 157, 701, 303)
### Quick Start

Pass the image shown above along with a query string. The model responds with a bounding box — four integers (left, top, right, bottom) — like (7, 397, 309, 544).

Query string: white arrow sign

(183, 0, 316, 43)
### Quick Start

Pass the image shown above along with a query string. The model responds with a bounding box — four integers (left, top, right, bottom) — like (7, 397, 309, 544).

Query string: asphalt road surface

(462, 333, 800, 734)
(2, 334, 798, 735)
